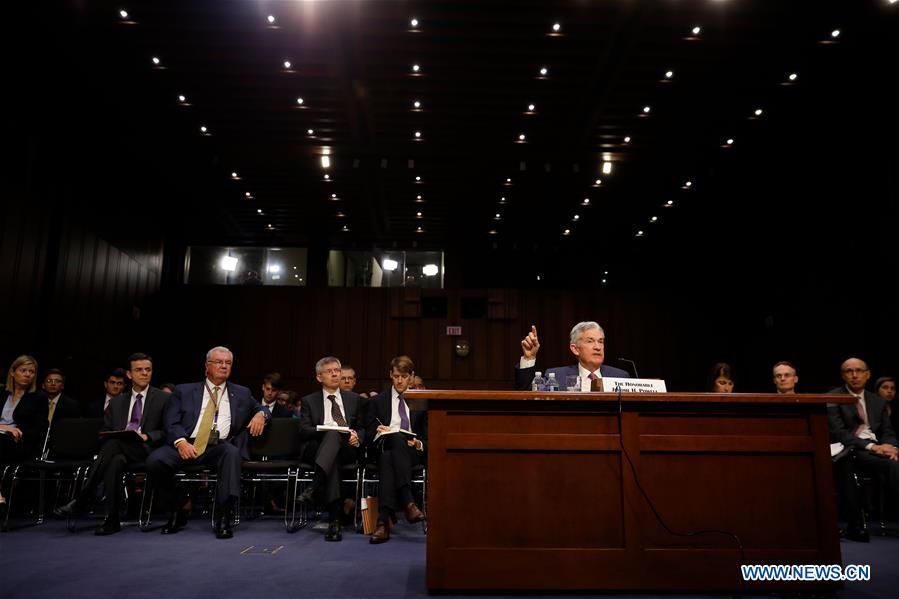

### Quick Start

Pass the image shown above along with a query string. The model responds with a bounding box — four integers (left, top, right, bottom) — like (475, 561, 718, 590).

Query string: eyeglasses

(841, 368, 868, 375)
(207, 360, 233, 367)
(45, 378, 64, 384)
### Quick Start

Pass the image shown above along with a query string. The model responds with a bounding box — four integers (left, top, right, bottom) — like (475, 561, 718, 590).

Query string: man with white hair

(515, 321, 630, 391)
(146, 346, 269, 539)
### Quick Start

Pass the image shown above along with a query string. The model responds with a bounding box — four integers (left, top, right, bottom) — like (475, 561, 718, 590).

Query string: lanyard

(203, 383, 223, 430)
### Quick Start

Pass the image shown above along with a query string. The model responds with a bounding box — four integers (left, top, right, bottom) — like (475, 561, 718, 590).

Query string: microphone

(617, 357, 639, 378)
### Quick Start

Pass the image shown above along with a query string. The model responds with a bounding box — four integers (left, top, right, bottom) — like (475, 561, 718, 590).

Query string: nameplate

(600, 377, 667, 393)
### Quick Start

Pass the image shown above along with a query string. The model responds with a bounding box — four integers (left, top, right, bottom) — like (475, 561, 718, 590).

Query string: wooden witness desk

(405, 390, 854, 592)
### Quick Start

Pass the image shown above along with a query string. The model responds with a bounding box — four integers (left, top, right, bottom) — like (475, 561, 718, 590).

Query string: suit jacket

(105, 386, 169, 449)
(164, 381, 264, 460)
(262, 402, 295, 419)
(827, 387, 899, 450)
(298, 390, 365, 443)
(40, 392, 81, 426)
(84, 395, 112, 419)
(1, 390, 49, 458)
(514, 362, 631, 391)
(364, 390, 428, 450)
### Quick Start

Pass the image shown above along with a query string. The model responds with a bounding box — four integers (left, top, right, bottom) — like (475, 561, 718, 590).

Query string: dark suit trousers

(374, 434, 422, 519)
(853, 449, 899, 502)
(302, 431, 358, 507)
(81, 438, 150, 517)
(833, 453, 863, 529)
(145, 442, 241, 508)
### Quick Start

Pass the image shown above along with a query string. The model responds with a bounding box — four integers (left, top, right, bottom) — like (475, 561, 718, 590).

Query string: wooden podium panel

(408, 391, 852, 592)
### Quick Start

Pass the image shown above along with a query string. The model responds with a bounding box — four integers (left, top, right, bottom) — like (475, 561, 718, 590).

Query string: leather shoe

(161, 509, 189, 535)
(94, 518, 121, 536)
(369, 520, 390, 544)
(296, 486, 316, 506)
(54, 498, 83, 518)
(325, 519, 342, 542)
(845, 527, 870, 543)
(215, 515, 233, 539)
(404, 502, 426, 523)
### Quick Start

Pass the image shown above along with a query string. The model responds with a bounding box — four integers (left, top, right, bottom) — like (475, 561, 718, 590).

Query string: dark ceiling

(23, 1, 899, 287)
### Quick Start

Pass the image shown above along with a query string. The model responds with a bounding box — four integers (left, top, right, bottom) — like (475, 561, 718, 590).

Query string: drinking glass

(565, 374, 581, 392)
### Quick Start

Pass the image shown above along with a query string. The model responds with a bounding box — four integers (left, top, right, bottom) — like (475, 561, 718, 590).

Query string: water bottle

(531, 371, 546, 392)
(546, 372, 560, 392)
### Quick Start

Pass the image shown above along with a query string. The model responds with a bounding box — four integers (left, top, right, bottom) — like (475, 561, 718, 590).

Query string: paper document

(373, 428, 417, 442)
(317, 425, 352, 433)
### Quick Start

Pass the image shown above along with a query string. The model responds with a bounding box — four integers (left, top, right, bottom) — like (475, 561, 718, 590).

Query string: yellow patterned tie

(48, 400, 57, 424)
(193, 386, 220, 456)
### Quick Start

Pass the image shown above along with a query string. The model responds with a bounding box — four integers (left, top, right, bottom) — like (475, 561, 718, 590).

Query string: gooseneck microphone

(617, 357, 639, 378)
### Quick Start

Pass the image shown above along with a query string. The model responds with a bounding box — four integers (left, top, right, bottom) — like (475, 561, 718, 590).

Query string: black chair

(241, 418, 303, 531)
(140, 462, 222, 531)
(2, 418, 102, 530)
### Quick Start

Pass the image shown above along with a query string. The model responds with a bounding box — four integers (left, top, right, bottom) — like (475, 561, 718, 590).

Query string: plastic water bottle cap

(535, 372, 542, 376)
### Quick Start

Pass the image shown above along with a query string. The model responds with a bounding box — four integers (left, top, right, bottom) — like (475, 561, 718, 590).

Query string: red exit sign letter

(446, 326, 462, 336)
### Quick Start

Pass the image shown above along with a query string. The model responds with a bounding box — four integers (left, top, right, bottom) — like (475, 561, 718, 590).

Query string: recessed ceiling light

(691, 26, 701, 35)
(488, 230, 497, 235)
(684, 180, 692, 188)
(416, 195, 423, 201)
(623, 136, 631, 143)
(665, 200, 674, 207)
(331, 193, 338, 199)
(754, 108, 763, 116)
(582, 198, 591, 205)
(200, 125, 208, 133)
(416, 212, 422, 218)
(506, 178, 512, 183)
(307, 129, 314, 135)
(416, 226, 423, 233)
(518, 134, 526, 141)
(267, 224, 274, 230)
(323, 174, 330, 180)
(831, 29, 841, 38)
(563, 229, 570, 236)
(296, 97, 304, 105)
(650, 216, 658, 223)
(267, 15, 276, 24)
(636, 230, 644, 237)
(495, 213, 501, 219)
(664, 70, 674, 79)
(336, 212, 345, 218)
(342, 225, 349, 232)
(415, 175, 421, 182)
(178, 94, 186, 102)
(788, 72, 798, 81)
(539, 67, 548, 76)
(257, 209, 263, 214)
(283, 60, 292, 69)
(642, 105, 651, 114)
(119, 10, 129, 19)
(552, 23, 561, 32)
(527, 103, 536, 112)
(594, 179, 602, 186)
(499, 197, 506, 204)
(412, 64, 420, 73)
(245, 192, 252, 198)
(602, 161, 612, 175)
(414, 131, 422, 138)
(413, 100, 421, 109)
(726, 138, 734, 145)
(231, 172, 239, 179)
(151, 57, 160, 65)
(573, 214, 580, 221)
(410, 17, 419, 28)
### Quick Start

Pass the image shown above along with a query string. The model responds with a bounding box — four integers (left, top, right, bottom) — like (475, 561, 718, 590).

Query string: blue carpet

(1, 516, 896, 598)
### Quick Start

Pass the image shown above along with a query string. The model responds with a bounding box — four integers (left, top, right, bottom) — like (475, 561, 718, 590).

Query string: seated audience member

(772, 361, 799, 394)
(515, 322, 629, 391)
(260, 372, 294, 418)
(56, 353, 168, 534)
(159, 382, 176, 394)
(366, 356, 427, 544)
(707, 362, 735, 393)
(409, 375, 426, 390)
(827, 358, 899, 517)
(1, 356, 48, 508)
(277, 390, 300, 416)
(340, 365, 377, 398)
(41, 369, 80, 426)
(875, 376, 897, 432)
(85, 368, 127, 417)
(145, 346, 268, 539)
(297, 356, 365, 542)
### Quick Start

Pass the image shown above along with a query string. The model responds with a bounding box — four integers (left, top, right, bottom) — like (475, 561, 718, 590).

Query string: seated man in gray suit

(56, 353, 168, 535)
(514, 321, 629, 390)
(827, 358, 899, 512)
(297, 356, 365, 542)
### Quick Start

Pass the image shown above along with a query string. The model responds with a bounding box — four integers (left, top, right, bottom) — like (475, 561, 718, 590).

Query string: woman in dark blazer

(1, 355, 49, 507)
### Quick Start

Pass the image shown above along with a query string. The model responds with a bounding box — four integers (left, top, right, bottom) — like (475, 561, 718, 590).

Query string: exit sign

(446, 326, 462, 336)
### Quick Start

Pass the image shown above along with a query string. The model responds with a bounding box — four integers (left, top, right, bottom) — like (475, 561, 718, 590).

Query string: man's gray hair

(569, 321, 604, 345)
(315, 356, 342, 375)
(206, 346, 233, 361)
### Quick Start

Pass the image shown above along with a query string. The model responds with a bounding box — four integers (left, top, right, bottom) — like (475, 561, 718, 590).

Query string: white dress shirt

(189, 380, 231, 439)
(322, 389, 347, 426)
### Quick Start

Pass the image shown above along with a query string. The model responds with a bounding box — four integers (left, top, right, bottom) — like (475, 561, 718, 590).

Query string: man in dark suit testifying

(514, 321, 630, 390)
(827, 357, 899, 513)
(145, 346, 269, 539)
(56, 353, 168, 534)
(366, 355, 427, 544)
(298, 356, 365, 542)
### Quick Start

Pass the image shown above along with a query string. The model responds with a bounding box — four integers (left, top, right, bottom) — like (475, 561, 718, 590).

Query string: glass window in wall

(186, 246, 307, 286)
(328, 250, 443, 288)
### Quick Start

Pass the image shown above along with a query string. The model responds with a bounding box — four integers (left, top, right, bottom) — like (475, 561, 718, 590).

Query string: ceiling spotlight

(572, 214, 580, 221)
(307, 129, 314, 135)
(754, 108, 764, 116)
(506, 178, 512, 183)
(267, 15, 275, 24)
(383, 258, 399, 271)
(416, 212, 423, 218)
(413, 100, 421, 109)
(623, 136, 631, 144)
(200, 125, 208, 134)
(488, 230, 497, 235)
(323, 174, 330, 181)
(342, 225, 349, 232)
(563, 229, 571, 236)
(788, 72, 798, 81)
(416, 195, 423, 201)
(336, 212, 345, 218)
(283, 60, 292, 69)
(726, 138, 734, 145)
(412, 64, 420, 73)
(257, 209, 263, 214)
(220, 255, 238, 272)
(691, 26, 701, 35)
(414, 131, 422, 138)
(582, 198, 591, 206)
(151, 57, 160, 65)
(602, 161, 612, 175)
(499, 197, 506, 204)
(119, 10, 129, 19)
(267, 224, 275, 230)
(665, 200, 674, 207)
(410, 17, 419, 28)
(178, 94, 186, 103)
(642, 105, 651, 114)
(495, 213, 501, 219)
(552, 23, 561, 32)
(527, 103, 536, 112)
(684, 180, 693, 188)
(594, 179, 602, 186)
(831, 29, 841, 38)
(539, 67, 548, 76)
(245, 192, 252, 198)
(664, 70, 674, 79)
(415, 175, 421, 182)
(422, 264, 439, 276)
(518, 133, 526, 141)
(650, 216, 658, 223)
(296, 97, 304, 105)
(331, 193, 338, 199)
(416, 226, 424, 233)
(231, 172, 239, 179)
(636, 230, 644, 237)
(321, 156, 331, 169)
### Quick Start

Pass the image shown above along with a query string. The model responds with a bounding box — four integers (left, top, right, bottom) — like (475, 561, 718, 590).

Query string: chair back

(48, 418, 102, 459)
(248, 418, 301, 460)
